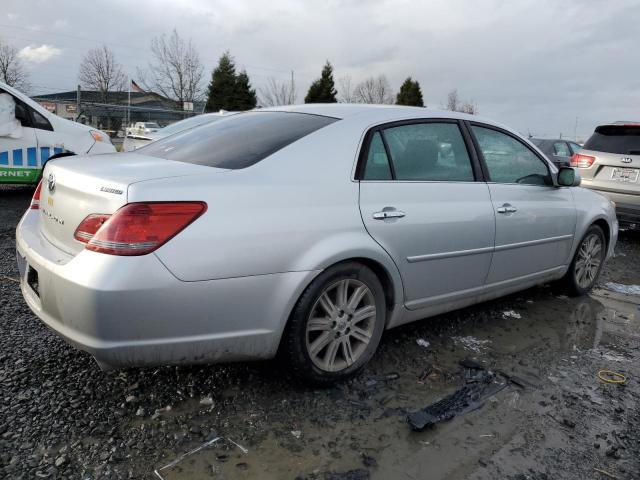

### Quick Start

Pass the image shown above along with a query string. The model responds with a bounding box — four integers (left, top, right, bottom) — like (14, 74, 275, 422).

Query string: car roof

(258, 103, 519, 135)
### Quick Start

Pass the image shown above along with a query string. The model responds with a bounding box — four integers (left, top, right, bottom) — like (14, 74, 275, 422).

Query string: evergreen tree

(205, 52, 237, 112)
(304, 61, 337, 103)
(234, 70, 257, 110)
(396, 77, 424, 107)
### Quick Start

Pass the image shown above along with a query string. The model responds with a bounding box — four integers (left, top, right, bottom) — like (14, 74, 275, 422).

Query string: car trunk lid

(38, 153, 226, 255)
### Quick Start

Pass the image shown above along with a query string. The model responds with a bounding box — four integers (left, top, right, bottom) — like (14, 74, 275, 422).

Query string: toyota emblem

(47, 173, 56, 193)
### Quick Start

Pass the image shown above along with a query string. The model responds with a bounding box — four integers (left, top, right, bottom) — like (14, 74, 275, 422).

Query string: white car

(122, 113, 230, 152)
(0, 82, 115, 185)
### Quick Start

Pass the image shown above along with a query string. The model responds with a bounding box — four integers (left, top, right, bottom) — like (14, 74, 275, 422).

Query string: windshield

(584, 125, 640, 155)
(159, 115, 224, 135)
(139, 111, 338, 169)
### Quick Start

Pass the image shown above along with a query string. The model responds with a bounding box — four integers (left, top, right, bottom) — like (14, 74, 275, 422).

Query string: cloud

(18, 45, 62, 64)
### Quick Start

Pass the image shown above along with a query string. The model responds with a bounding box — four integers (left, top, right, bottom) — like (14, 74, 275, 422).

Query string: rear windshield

(583, 125, 640, 155)
(139, 111, 338, 169)
(159, 114, 225, 135)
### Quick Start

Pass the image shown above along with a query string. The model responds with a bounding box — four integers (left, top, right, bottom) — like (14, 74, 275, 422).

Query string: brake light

(74, 214, 111, 243)
(570, 153, 596, 168)
(30, 180, 42, 209)
(83, 202, 207, 256)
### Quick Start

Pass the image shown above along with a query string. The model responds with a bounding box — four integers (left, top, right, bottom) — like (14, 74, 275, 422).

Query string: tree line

(0, 33, 477, 114)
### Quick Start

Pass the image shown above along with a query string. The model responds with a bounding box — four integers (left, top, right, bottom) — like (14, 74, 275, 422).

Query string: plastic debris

(502, 310, 521, 319)
(416, 338, 430, 348)
(603, 282, 640, 295)
(452, 336, 491, 353)
(154, 436, 248, 479)
(407, 369, 507, 431)
(199, 395, 214, 406)
(291, 430, 302, 439)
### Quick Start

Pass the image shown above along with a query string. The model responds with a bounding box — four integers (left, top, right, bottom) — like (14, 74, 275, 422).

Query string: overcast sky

(3, 0, 639, 139)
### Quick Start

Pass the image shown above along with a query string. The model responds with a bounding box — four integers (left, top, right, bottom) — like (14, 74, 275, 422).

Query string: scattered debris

(459, 358, 484, 370)
(416, 338, 430, 348)
(199, 395, 214, 406)
(135, 407, 145, 417)
(324, 468, 370, 480)
(603, 282, 640, 295)
(452, 336, 491, 353)
(383, 372, 400, 381)
(594, 467, 618, 479)
(291, 430, 302, 439)
(407, 369, 507, 431)
(361, 453, 377, 468)
(154, 436, 248, 479)
(597, 370, 627, 385)
(502, 310, 521, 319)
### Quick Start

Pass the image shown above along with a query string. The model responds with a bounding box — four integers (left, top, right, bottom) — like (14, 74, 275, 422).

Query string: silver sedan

(16, 105, 618, 383)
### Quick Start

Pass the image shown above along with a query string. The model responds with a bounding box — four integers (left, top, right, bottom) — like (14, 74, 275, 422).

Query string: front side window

(568, 142, 582, 154)
(374, 122, 474, 181)
(471, 125, 551, 186)
(31, 109, 53, 131)
(140, 111, 338, 169)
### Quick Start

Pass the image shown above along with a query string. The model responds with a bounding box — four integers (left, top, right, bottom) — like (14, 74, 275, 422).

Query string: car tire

(556, 225, 606, 297)
(283, 262, 386, 385)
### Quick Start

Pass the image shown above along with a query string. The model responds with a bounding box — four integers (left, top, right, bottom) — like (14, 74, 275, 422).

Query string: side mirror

(557, 167, 581, 187)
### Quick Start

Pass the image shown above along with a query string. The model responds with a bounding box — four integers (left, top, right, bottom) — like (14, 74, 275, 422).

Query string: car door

(358, 120, 495, 310)
(468, 123, 576, 285)
(27, 105, 66, 167)
(0, 91, 40, 184)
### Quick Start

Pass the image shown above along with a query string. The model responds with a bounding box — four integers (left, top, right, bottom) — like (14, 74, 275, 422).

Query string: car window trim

(464, 120, 553, 187)
(31, 109, 54, 132)
(355, 118, 482, 182)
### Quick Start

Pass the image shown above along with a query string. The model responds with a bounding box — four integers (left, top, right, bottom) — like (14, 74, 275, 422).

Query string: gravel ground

(1, 185, 639, 479)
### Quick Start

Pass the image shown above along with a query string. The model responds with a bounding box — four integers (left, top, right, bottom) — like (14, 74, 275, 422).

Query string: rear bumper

(583, 187, 640, 226)
(16, 210, 316, 369)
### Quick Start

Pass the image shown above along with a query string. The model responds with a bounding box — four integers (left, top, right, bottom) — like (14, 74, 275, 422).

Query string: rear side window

(584, 125, 640, 155)
(553, 142, 570, 156)
(472, 125, 551, 186)
(362, 132, 392, 180)
(140, 111, 338, 169)
(362, 122, 474, 181)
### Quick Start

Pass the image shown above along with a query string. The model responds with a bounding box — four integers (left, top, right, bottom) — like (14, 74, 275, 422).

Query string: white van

(0, 82, 115, 185)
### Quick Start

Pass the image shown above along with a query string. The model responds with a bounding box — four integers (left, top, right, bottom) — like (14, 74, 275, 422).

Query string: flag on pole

(131, 80, 145, 94)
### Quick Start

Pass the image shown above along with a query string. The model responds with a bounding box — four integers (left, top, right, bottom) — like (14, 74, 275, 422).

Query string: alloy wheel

(305, 278, 377, 372)
(574, 233, 603, 289)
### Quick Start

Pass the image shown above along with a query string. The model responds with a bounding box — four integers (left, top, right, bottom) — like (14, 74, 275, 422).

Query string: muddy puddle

(144, 286, 639, 480)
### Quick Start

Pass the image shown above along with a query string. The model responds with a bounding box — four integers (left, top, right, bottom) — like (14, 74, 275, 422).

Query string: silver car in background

(16, 105, 618, 383)
(122, 112, 231, 152)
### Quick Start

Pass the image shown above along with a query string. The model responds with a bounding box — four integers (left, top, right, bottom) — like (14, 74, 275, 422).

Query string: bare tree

(78, 45, 126, 102)
(446, 89, 478, 114)
(0, 39, 29, 91)
(446, 89, 459, 112)
(337, 75, 356, 103)
(258, 75, 296, 107)
(138, 29, 204, 105)
(353, 75, 394, 104)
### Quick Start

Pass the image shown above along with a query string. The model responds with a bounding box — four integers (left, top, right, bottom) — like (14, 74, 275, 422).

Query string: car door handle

(373, 209, 405, 220)
(496, 204, 517, 214)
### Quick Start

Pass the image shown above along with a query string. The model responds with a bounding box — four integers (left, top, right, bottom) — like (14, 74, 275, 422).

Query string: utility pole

(76, 84, 81, 122)
(574, 116, 579, 141)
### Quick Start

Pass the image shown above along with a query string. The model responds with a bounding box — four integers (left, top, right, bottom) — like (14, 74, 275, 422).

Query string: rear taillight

(80, 202, 207, 256)
(74, 214, 111, 243)
(570, 153, 596, 168)
(30, 180, 43, 209)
